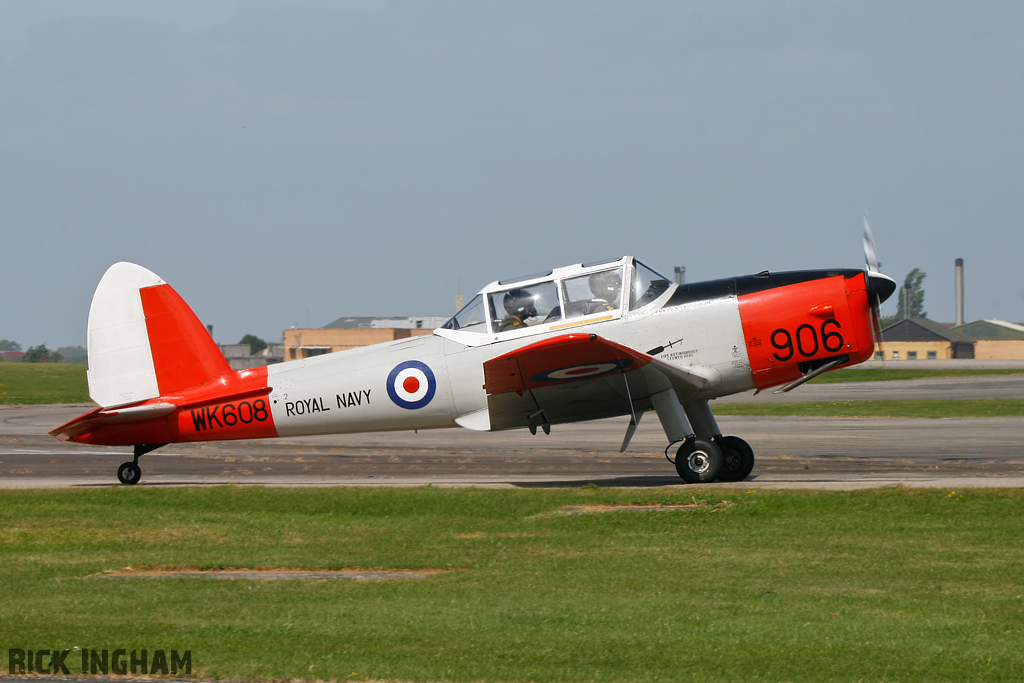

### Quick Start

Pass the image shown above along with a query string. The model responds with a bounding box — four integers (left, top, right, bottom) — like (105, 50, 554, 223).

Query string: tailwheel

(674, 438, 723, 484)
(716, 435, 755, 482)
(116, 461, 141, 485)
(116, 443, 165, 485)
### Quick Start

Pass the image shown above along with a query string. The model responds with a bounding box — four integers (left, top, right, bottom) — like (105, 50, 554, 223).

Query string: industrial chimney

(955, 258, 964, 326)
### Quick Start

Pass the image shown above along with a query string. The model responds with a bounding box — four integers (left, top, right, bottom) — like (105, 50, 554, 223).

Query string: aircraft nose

(866, 272, 897, 303)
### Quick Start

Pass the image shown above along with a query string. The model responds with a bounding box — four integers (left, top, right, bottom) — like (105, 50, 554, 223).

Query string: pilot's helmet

(503, 288, 538, 319)
(588, 270, 622, 301)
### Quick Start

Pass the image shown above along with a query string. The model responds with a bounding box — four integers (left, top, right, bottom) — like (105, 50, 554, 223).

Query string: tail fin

(87, 262, 230, 407)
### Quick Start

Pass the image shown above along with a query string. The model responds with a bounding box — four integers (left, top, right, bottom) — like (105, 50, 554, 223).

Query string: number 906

(771, 319, 844, 361)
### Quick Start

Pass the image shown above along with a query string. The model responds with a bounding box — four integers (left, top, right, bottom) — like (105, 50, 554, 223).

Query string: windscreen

(441, 294, 488, 332)
(630, 260, 672, 310)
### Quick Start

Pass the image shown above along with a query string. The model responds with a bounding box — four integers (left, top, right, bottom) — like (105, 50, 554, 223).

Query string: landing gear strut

(651, 391, 756, 483)
(116, 443, 166, 485)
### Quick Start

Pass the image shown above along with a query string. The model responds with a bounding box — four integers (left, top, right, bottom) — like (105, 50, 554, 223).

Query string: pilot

(588, 270, 622, 308)
(499, 288, 538, 331)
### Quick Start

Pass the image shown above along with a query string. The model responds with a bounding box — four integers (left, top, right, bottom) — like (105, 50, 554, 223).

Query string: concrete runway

(2, 374, 1023, 490)
(718, 372, 1024, 403)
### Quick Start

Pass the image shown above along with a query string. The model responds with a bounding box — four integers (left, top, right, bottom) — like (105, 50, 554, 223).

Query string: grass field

(810, 367, 1024, 383)
(0, 362, 89, 404)
(2, 486, 1023, 682)
(717, 398, 1024, 418)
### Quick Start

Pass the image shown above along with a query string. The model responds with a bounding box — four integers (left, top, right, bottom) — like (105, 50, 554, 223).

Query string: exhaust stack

(955, 258, 964, 326)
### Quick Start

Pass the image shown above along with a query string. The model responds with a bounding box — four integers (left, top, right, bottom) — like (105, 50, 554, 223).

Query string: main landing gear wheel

(117, 461, 141, 486)
(716, 435, 755, 482)
(674, 438, 723, 484)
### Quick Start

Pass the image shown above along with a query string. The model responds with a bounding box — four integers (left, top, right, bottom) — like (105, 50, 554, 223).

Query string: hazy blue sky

(3, 1, 1023, 348)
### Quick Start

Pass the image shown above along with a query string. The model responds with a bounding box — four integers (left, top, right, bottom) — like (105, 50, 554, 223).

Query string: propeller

(862, 211, 896, 358)
(863, 211, 880, 274)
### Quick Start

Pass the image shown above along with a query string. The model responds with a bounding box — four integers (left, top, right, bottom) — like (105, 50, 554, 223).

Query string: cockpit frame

(436, 256, 674, 347)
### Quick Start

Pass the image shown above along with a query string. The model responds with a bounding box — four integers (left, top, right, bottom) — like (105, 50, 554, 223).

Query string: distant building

(283, 315, 445, 361)
(284, 327, 434, 361)
(0, 351, 25, 362)
(216, 342, 286, 369)
(323, 316, 450, 330)
(878, 319, 974, 360)
(219, 344, 267, 370)
(878, 318, 1024, 360)
(955, 320, 1024, 359)
(256, 343, 285, 363)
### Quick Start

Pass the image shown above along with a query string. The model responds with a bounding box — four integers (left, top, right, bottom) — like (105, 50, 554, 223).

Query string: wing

(479, 333, 719, 431)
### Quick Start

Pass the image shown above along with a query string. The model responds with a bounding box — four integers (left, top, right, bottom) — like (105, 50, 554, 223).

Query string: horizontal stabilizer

(94, 402, 177, 423)
(50, 402, 177, 441)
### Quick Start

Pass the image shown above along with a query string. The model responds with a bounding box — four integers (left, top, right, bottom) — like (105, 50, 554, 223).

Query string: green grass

(811, 368, 1024, 383)
(0, 362, 90, 404)
(716, 399, 1024, 418)
(2, 486, 1024, 682)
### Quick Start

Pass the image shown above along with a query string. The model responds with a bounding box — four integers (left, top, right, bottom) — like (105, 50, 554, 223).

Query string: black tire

(716, 436, 755, 482)
(674, 438, 723, 483)
(117, 461, 141, 486)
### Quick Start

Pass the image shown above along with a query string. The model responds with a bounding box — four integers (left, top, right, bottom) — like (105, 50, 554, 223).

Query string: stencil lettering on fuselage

(190, 399, 270, 431)
(285, 397, 330, 416)
(337, 390, 371, 408)
(180, 396, 276, 440)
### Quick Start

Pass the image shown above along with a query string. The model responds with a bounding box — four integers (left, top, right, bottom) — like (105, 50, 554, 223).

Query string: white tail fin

(87, 262, 230, 407)
(88, 263, 165, 407)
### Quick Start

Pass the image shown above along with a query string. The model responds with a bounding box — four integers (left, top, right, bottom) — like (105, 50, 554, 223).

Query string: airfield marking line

(784, 433, 879, 439)
(4, 475, 1024, 490)
(1, 448, 63, 453)
(0, 449, 129, 456)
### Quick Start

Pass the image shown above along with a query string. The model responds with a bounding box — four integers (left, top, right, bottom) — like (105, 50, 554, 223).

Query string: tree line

(2, 335, 270, 363)
(0, 340, 87, 363)
(879, 268, 927, 329)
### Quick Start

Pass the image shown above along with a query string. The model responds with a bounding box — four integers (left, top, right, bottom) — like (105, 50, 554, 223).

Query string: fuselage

(56, 261, 885, 447)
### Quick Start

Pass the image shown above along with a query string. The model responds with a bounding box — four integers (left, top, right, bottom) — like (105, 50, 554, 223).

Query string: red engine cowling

(738, 272, 876, 391)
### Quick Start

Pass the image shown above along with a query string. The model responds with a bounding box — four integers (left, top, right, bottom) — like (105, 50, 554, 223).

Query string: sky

(2, 1, 1023, 348)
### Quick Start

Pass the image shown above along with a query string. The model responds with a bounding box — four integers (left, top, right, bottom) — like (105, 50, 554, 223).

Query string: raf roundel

(529, 359, 634, 383)
(387, 360, 437, 410)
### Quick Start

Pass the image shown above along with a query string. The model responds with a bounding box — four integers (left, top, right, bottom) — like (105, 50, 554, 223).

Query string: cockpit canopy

(441, 257, 671, 337)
